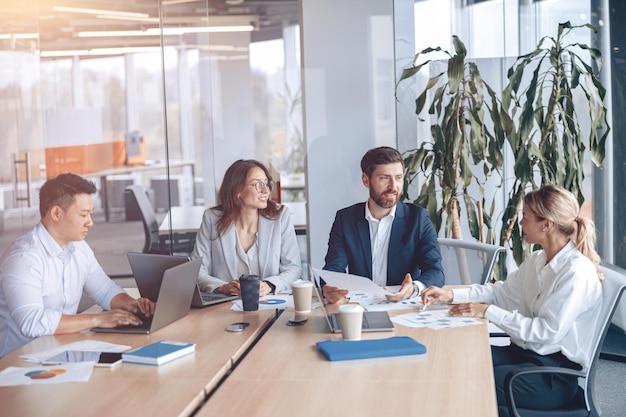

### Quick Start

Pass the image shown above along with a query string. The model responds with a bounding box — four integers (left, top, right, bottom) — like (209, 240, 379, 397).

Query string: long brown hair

(524, 184, 603, 281)
(213, 159, 282, 237)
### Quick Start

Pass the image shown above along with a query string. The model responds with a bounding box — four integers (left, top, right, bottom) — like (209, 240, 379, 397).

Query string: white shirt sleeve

(0, 225, 124, 358)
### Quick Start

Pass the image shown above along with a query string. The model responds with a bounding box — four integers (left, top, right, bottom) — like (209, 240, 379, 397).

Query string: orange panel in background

(45, 141, 147, 178)
(112, 140, 147, 167)
(45, 143, 113, 178)
(84, 142, 115, 172)
(45, 145, 87, 178)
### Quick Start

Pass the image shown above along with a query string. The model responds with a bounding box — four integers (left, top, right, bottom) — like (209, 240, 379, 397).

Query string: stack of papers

(392, 309, 483, 330)
(122, 340, 195, 366)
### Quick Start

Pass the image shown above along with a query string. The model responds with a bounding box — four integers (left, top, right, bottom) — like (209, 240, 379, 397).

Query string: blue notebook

(122, 340, 196, 366)
(316, 336, 426, 361)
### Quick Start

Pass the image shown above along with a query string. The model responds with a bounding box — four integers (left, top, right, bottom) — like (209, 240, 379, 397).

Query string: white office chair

(438, 238, 505, 285)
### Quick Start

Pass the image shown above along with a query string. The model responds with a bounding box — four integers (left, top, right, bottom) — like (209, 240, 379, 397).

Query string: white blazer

(191, 205, 302, 294)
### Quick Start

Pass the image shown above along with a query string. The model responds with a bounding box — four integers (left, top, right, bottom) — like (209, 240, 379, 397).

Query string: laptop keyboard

(201, 293, 228, 303)
(113, 313, 152, 330)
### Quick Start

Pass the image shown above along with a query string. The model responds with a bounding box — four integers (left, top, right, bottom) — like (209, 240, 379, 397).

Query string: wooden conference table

(0, 303, 497, 417)
(196, 306, 498, 417)
(0, 304, 276, 417)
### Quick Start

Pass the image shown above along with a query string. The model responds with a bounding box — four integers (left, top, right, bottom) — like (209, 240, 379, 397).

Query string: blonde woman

(422, 185, 603, 413)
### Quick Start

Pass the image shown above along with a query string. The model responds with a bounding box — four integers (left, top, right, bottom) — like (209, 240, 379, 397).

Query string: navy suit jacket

(323, 202, 444, 287)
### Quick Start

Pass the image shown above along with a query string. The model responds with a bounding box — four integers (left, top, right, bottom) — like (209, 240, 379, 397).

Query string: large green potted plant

(499, 21, 609, 265)
(397, 36, 508, 243)
(398, 22, 609, 275)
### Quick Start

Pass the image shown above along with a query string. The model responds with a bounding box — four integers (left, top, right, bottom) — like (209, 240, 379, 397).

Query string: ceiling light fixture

(161, 0, 203, 5)
(78, 25, 254, 37)
(95, 14, 159, 23)
(53, 6, 150, 19)
(40, 46, 166, 58)
(0, 33, 39, 40)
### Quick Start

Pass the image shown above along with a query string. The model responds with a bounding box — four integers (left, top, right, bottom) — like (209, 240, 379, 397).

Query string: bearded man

(322, 146, 444, 303)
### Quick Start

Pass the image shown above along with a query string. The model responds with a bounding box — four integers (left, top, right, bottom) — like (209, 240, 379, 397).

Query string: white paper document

(0, 361, 95, 386)
(313, 268, 430, 312)
(392, 308, 483, 330)
(488, 322, 511, 346)
(353, 293, 425, 312)
(231, 294, 294, 311)
(312, 268, 387, 296)
(20, 340, 131, 364)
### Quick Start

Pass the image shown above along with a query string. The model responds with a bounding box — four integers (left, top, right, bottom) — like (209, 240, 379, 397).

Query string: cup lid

(338, 304, 364, 313)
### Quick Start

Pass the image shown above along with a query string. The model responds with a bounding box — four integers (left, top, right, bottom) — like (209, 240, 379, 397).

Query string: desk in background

(0, 304, 276, 417)
(158, 202, 306, 237)
(197, 307, 498, 417)
(158, 205, 207, 235)
(282, 201, 306, 235)
(90, 160, 195, 222)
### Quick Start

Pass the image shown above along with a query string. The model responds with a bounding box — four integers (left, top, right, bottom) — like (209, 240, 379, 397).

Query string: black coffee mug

(239, 274, 260, 311)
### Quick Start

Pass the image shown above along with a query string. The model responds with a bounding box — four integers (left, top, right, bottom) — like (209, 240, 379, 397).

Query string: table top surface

(158, 202, 307, 235)
(196, 306, 498, 417)
(0, 303, 276, 417)
(158, 205, 207, 234)
(90, 159, 195, 179)
(0, 297, 497, 417)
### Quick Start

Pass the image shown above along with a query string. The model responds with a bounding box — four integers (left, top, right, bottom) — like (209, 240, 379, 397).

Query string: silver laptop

(311, 268, 394, 333)
(91, 257, 201, 334)
(127, 252, 237, 308)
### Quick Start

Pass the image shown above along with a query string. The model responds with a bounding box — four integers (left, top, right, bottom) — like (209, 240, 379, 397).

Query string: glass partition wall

(408, 0, 615, 265)
(1, 0, 621, 279)
(0, 0, 301, 276)
(300, 0, 617, 269)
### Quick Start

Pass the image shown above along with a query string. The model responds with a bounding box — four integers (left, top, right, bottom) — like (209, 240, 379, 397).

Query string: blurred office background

(1, 1, 626, 414)
(0, 0, 625, 310)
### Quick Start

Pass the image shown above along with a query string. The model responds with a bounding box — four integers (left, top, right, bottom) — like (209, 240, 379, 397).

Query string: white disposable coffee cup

(338, 304, 364, 340)
(291, 280, 314, 314)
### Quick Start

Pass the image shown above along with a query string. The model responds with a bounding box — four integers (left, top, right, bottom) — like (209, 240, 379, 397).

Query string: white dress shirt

(452, 240, 602, 369)
(0, 223, 125, 358)
(193, 207, 302, 294)
(235, 233, 260, 278)
(365, 203, 396, 287)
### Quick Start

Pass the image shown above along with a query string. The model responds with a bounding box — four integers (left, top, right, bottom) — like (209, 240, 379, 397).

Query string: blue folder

(316, 336, 427, 361)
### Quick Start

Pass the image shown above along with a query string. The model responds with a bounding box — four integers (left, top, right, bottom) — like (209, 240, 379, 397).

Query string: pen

(422, 296, 431, 312)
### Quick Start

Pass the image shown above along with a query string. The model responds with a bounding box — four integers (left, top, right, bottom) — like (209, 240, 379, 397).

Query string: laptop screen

(127, 252, 190, 301)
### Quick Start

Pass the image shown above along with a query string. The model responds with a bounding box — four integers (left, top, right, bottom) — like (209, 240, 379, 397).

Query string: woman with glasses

(192, 159, 301, 296)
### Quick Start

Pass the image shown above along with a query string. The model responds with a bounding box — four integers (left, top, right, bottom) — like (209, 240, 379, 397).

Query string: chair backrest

(125, 185, 160, 253)
(438, 238, 505, 285)
(584, 263, 626, 415)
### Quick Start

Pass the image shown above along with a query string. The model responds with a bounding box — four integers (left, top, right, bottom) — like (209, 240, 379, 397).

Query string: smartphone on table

(43, 351, 123, 368)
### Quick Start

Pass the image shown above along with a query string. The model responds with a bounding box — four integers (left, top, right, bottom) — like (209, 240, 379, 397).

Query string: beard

(371, 188, 400, 209)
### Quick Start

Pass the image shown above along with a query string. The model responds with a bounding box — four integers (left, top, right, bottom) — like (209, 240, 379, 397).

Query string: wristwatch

(411, 281, 420, 298)
(264, 280, 276, 294)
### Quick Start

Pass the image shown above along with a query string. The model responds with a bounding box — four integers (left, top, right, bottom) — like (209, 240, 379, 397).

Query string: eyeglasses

(248, 181, 274, 193)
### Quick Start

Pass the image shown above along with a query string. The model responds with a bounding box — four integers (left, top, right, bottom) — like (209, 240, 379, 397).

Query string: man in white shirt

(0, 173, 155, 358)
